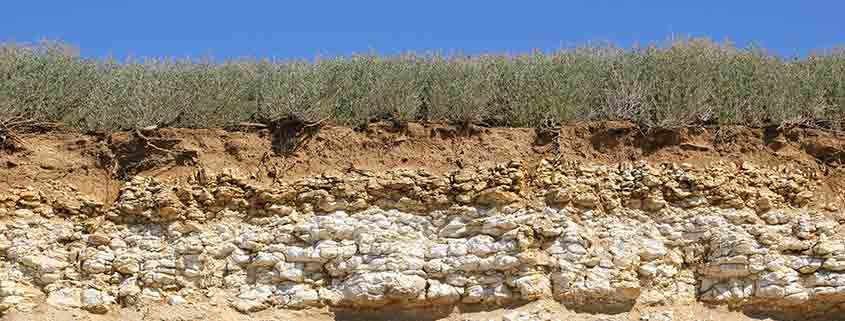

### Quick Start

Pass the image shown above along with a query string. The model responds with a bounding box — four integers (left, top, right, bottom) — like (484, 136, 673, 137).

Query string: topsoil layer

(2, 121, 845, 205)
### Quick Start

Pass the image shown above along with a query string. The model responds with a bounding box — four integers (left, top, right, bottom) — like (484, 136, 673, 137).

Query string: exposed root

(269, 116, 326, 156)
(433, 122, 484, 138)
(533, 120, 561, 159)
(0, 116, 51, 154)
(0, 128, 23, 153)
(355, 112, 408, 133)
(253, 151, 284, 184)
(133, 129, 168, 154)
(104, 128, 200, 180)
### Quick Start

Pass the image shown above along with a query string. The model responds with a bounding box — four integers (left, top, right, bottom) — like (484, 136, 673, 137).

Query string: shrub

(1, 37, 843, 131)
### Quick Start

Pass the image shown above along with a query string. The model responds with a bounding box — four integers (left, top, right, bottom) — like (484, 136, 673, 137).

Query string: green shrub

(0, 41, 98, 123)
(1, 38, 844, 131)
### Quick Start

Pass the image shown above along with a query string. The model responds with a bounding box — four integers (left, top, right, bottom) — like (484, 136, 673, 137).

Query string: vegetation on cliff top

(1, 38, 844, 132)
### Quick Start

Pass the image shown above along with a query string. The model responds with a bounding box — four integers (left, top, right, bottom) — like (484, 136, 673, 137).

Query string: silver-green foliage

(1, 38, 844, 131)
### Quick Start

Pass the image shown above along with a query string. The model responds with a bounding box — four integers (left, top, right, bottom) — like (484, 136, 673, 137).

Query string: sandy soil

(3, 121, 844, 202)
(2, 299, 787, 321)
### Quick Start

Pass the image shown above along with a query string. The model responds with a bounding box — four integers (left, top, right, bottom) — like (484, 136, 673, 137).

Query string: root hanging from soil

(0, 117, 57, 154)
(104, 127, 200, 180)
(533, 121, 562, 159)
(0, 128, 24, 154)
(432, 122, 484, 139)
(355, 112, 408, 134)
(269, 116, 326, 156)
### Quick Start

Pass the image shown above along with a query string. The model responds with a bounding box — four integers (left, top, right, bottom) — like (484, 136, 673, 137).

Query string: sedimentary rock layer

(0, 160, 843, 317)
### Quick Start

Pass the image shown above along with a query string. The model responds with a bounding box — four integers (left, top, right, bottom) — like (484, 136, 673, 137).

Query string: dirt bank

(1, 122, 845, 321)
(3, 121, 844, 202)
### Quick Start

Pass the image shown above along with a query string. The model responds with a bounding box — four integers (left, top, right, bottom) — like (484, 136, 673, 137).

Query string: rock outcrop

(0, 159, 843, 318)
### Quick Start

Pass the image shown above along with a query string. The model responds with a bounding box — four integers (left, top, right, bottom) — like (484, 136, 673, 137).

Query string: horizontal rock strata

(0, 160, 843, 316)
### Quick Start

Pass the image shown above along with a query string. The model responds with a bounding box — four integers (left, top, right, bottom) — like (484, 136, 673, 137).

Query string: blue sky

(2, 1, 843, 59)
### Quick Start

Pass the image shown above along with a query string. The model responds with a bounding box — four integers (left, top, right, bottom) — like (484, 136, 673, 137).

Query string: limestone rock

(231, 285, 274, 312)
(168, 295, 187, 305)
(46, 288, 82, 308)
(0, 160, 838, 317)
(81, 288, 115, 314)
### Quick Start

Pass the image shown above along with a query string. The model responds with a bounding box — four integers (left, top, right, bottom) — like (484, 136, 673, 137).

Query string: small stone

(475, 187, 519, 206)
(813, 238, 844, 257)
(168, 295, 187, 305)
(573, 194, 598, 208)
(426, 280, 461, 304)
(268, 204, 294, 216)
(88, 233, 111, 246)
(20, 255, 69, 275)
(643, 196, 667, 212)
(19, 190, 38, 201)
(626, 199, 643, 210)
(252, 252, 281, 268)
(14, 208, 34, 218)
(641, 310, 674, 321)
(0, 296, 25, 312)
(232, 286, 274, 312)
(546, 188, 571, 205)
(159, 206, 182, 220)
(503, 311, 521, 321)
(47, 288, 82, 308)
(0, 281, 22, 298)
(639, 262, 658, 278)
(275, 261, 305, 282)
(109, 238, 128, 249)
(118, 278, 141, 299)
(756, 197, 773, 212)
(463, 285, 485, 304)
(794, 191, 813, 206)
(640, 239, 667, 260)
(513, 274, 551, 300)
(140, 288, 162, 300)
(81, 288, 114, 314)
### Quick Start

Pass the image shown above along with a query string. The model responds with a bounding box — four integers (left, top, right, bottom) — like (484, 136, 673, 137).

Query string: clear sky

(2, 1, 843, 59)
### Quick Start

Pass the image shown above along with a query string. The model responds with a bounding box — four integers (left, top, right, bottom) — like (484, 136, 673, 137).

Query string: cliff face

(0, 158, 843, 319)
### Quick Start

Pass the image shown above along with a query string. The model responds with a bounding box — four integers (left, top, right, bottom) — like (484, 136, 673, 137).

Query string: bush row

(1, 38, 844, 131)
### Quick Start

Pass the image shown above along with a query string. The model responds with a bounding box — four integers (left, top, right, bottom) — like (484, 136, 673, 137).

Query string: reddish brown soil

(2, 121, 845, 205)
